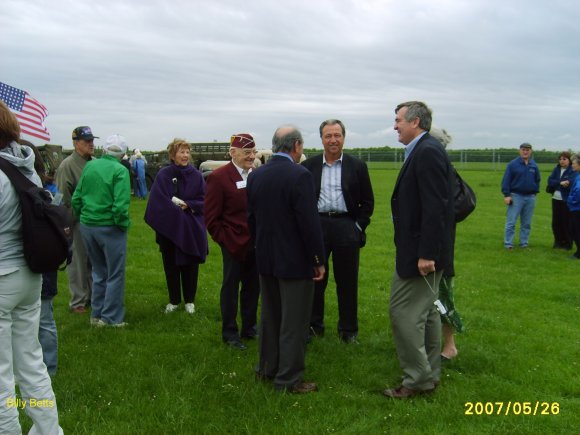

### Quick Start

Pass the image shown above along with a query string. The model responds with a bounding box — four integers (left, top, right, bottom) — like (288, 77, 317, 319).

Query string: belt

(319, 211, 349, 218)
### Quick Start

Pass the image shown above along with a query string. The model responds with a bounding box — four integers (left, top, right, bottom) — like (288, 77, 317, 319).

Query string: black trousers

(310, 216, 360, 338)
(220, 246, 260, 341)
(551, 199, 573, 248)
(258, 275, 313, 389)
(159, 242, 199, 305)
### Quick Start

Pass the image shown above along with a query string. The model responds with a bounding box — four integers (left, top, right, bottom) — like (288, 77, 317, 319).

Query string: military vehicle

(36, 142, 233, 188)
(36, 144, 70, 177)
(143, 142, 231, 187)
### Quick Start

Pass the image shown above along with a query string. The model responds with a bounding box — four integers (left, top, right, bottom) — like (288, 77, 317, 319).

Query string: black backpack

(452, 166, 476, 223)
(0, 157, 73, 273)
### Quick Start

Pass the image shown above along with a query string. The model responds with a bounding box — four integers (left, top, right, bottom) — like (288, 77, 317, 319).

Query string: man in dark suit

(302, 119, 374, 342)
(384, 101, 454, 399)
(247, 125, 326, 393)
(205, 133, 260, 351)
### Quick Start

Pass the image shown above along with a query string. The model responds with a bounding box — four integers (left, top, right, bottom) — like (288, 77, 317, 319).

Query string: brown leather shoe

(70, 306, 87, 314)
(288, 382, 318, 394)
(382, 385, 435, 399)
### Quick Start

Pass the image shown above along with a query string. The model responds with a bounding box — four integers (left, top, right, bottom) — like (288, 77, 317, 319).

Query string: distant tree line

(303, 147, 574, 165)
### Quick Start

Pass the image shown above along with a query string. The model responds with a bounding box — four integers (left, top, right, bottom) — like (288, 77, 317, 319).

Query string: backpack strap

(0, 156, 36, 193)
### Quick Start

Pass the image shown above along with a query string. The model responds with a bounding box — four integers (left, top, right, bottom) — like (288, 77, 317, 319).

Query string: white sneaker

(94, 319, 128, 328)
(90, 317, 101, 326)
(185, 303, 195, 314)
(165, 303, 179, 314)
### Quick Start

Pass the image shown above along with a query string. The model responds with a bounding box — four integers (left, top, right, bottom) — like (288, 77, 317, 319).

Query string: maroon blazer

(205, 162, 252, 261)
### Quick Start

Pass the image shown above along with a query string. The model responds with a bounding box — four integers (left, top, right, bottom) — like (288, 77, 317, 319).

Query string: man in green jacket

(72, 134, 131, 327)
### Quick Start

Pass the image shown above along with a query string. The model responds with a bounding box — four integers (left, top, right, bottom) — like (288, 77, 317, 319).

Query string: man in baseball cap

(72, 126, 99, 141)
(54, 126, 98, 313)
(501, 142, 540, 249)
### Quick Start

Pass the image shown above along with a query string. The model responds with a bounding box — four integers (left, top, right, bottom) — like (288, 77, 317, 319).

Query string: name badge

(236, 180, 247, 189)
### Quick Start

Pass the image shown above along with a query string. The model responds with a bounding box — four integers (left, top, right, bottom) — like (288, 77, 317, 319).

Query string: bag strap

(0, 156, 37, 193)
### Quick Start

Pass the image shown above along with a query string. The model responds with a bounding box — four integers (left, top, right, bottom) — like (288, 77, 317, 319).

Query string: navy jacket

(247, 155, 325, 279)
(567, 174, 580, 212)
(501, 157, 540, 196)
(547, 164, 575, 201)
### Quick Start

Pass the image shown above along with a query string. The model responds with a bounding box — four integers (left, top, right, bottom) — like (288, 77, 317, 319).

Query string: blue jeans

(504, 193, 536, 248)
(80, 225, 128, 325)
(39, 298, 58, 375)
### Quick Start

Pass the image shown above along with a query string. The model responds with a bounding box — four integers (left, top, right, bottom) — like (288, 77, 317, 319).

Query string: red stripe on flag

(15, 115, 51, 141)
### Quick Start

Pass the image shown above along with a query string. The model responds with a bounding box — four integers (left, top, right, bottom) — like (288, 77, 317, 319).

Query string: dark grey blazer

(391, 133, 455, 278)
(247, 155, 325, 279)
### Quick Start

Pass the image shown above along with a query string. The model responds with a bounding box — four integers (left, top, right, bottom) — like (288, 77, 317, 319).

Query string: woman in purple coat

(145, 139, 208, 314)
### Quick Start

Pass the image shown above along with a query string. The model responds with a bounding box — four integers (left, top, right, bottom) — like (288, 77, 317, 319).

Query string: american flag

(0, 81, 51, 142)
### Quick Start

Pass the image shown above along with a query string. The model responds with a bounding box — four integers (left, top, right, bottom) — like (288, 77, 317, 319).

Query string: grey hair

(429, 127, 453, 148)
(319, 119, 346, 138)
(395, 101, 433, 132)
(272, 125, 303, 153)
(572, 153, 580, 164)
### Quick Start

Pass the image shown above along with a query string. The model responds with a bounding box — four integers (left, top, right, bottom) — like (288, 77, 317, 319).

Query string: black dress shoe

(225, 339, 247, 350)
(340, 334, 359, 344)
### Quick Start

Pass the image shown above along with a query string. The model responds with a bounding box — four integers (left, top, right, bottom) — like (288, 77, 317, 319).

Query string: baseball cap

(72, 126, 99, 140)
(230, 133, 255, 149)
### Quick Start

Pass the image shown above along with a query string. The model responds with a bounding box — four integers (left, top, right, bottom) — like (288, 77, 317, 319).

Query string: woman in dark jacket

(546, 152, 575, 249)
(145, 139, 208, 314)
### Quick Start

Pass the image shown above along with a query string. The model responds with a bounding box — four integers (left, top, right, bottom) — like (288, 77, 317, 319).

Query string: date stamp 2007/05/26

(464, 402, 560, 416)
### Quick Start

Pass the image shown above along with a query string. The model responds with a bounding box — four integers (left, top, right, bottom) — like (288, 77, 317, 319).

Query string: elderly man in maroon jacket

(205, 134, 260, 350)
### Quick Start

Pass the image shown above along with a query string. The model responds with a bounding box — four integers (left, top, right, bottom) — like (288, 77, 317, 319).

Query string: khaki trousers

(67, 221, 92, 308)
(390, 270, 442, 390)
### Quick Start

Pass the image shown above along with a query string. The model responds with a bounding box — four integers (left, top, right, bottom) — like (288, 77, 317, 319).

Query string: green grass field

(20, 168, 578, 434)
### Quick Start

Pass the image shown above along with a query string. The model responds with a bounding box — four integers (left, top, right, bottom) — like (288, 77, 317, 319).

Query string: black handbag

(453, 167, 476, 223)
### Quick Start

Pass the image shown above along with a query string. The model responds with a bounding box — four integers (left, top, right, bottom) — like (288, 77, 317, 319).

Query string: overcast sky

(2, 0, 579, 151)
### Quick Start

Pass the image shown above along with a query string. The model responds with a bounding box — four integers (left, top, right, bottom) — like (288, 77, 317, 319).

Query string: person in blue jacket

(133, 150, 148, 199)
(547, 152, 575, 249)
(567, 153, 580, 259)
(501, 143, 541, 249)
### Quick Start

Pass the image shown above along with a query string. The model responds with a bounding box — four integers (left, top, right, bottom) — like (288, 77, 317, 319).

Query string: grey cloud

(1, 0, 579, 151)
